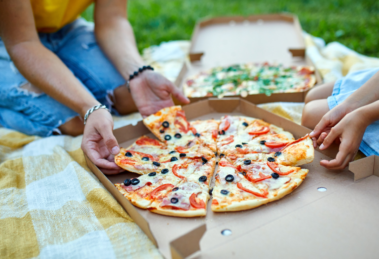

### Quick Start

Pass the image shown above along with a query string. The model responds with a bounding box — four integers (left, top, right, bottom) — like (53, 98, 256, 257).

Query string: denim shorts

(0, 19, 126, 137)
(327, 68, 379, 156)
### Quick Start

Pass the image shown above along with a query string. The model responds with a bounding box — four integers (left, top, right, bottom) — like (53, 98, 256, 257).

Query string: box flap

(349, 155, 379, 181)
(170, 224, 206, 259)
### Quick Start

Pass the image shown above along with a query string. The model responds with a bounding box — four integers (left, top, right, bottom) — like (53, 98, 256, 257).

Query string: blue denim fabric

(327, 68, 379, 157)
(0, 18, 126, 137)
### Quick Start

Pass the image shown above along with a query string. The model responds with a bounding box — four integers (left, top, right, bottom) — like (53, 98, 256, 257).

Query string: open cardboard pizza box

(85, 99, 379, 258)
(174, 14, 323, 105)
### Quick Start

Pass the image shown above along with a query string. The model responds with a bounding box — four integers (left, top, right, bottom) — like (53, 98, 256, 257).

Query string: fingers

(319, 127, 340, 150)
(97, 122, 120, 155)
(320, 152, 353, 170)
(169, 82, 190, 104)
(316, 132, 328, 146)
(309, 115, 330, 139)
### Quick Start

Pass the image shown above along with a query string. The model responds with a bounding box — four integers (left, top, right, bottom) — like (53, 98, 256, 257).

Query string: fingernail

(111, 146, 120, 155)
(309, 131, 314, 137)
(320, 144, 325, 150)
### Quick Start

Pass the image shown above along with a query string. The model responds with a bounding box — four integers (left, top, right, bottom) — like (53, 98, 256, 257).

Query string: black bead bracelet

(129, 65, 154, 80)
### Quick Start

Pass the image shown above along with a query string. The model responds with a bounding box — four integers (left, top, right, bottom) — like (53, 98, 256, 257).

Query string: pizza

(183, 62, 316, 98)
(114, 107, 314, 217)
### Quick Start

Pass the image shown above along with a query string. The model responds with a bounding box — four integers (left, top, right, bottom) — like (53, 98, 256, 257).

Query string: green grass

(81, 0, 379, 57)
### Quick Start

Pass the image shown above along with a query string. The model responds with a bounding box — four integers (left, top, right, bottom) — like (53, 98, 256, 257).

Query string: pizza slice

(189, 119, 220, 152)
(150, 181, 209, 217)
(115, 136, 167, 174)
(143, 106, 197, 147)
(211, 158, 308, 212)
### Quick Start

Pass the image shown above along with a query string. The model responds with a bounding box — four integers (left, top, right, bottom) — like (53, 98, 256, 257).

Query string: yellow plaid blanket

(0, 123, 162, 258)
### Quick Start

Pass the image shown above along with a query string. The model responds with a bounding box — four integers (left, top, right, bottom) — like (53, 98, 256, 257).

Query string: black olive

(215, 152, 218, 156)
(242, 122, 248, 127)
(221, 190, 229, 195)
(171, 197, 179, 204)
(225, 174, 234, 182)
(187, 141, 193, 147)
(160, 129, 164, 133)
(220, 153, 225, 157)
(180, 153, 186, 158)
(148, 172, 156, 177)
(142, 157, 149, 161)
(242, 142, 248, 145)
(202, 157, 208, 164)
(131, 179, 140, 185)
(153, 161, 161, 166)
(175, 133, 182, 139)
(170, 157, 178, 162)
(162, 121, 169, 128)
(169, 151, 176, 154)
(271, 173, 279, 179)
(260, 140, 266, 145)
(222, 130, 225, 135)
(165, 135, 171, 141)
(125, 152, 132, 157)
(161, 168, 169, 174)
(209, 188, 213, 195)
(216, 162, 219, 165)
(199, 176, 207, 182)
(274, 151, 282, 157)
(239, 172, 247, 176)
(235, 144, 242, 148)
(195, 133, 200, 137)
(244, 160, 251, 165)
(124, 179, 131, 186)
(267, 157, 275, 162)
(172, 187, 179, 191)
(218, 131, 222, 135)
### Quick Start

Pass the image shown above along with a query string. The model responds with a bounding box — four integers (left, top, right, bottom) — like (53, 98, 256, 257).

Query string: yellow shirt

(31, 0, 93, 32)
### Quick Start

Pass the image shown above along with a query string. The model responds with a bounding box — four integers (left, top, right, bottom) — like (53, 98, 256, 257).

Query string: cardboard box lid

(174, 14, 323, 105)
(86, 99, 379, 259)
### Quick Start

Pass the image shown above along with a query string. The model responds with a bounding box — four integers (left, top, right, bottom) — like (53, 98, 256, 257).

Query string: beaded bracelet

(129, 65, 154, 80)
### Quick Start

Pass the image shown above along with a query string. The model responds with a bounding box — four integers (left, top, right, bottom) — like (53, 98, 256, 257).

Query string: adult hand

(129, 70, 190, 117)
(81, 109, 123, 175)
(317, 110, 368, 170)
(309, 103, 352, 147)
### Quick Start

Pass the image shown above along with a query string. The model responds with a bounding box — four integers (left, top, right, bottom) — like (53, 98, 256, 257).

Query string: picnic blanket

(1, 34, 378, 258)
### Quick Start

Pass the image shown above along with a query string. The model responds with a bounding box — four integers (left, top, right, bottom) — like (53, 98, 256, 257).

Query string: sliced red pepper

(150, 184, 175, 199)
(299, 67, 314, 75)
(246, 172, 271, 183)
(264, 142, 288, 148)
(282, 135, 309, 150)
(175, 146, 188, 154)
(176, 110, 187, 119)
(237, 182, 268, 198)
(127, 150, 156, 161)
(248, 126, 270, 135)
(212, 199, 219, 205)
(190, 193, 205, 209)
(172, 164, 186, 179)
(136, 136, 161, 146)
(120, 159, 136, 165)
(212, 130, 218, 139)
(221, 135, 234, 146)
(189, 126, 197, 135)
(222, 119, 231, 131)
(267, 162, 294, 175)
(175, 120, 189, 133)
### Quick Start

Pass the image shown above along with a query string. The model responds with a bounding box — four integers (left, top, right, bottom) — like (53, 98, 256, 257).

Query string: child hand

(317, 110, 368, 170)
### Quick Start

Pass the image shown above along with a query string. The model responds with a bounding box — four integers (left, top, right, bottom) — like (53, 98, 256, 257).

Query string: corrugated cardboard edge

(349, 155, 379, 181)
(173, 13, 323, 105)
(84, 154, 158, 247)
(170, 224, 206, 259)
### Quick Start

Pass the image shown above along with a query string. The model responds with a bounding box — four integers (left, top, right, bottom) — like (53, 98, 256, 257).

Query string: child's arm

(316, 100, 379, 170)
(310, 70, 379, 146)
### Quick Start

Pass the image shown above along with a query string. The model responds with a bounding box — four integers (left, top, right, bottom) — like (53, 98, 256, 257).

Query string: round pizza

(114, 106, 314, 217)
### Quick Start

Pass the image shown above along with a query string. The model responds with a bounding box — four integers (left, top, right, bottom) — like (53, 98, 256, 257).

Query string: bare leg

(112, 84, 138, 115)
(301, 99, 330, 129)
(304, 81, 335, 104)
(59, 116, 84, 136)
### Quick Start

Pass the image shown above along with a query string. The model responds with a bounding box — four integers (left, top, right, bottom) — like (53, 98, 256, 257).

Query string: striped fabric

(0, 113, 162, 259)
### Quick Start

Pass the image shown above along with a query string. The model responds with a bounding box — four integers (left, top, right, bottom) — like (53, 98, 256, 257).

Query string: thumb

(310, 115, 330, 138)
(169, 82, 190, 104)
(97, 123, 120, 155)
